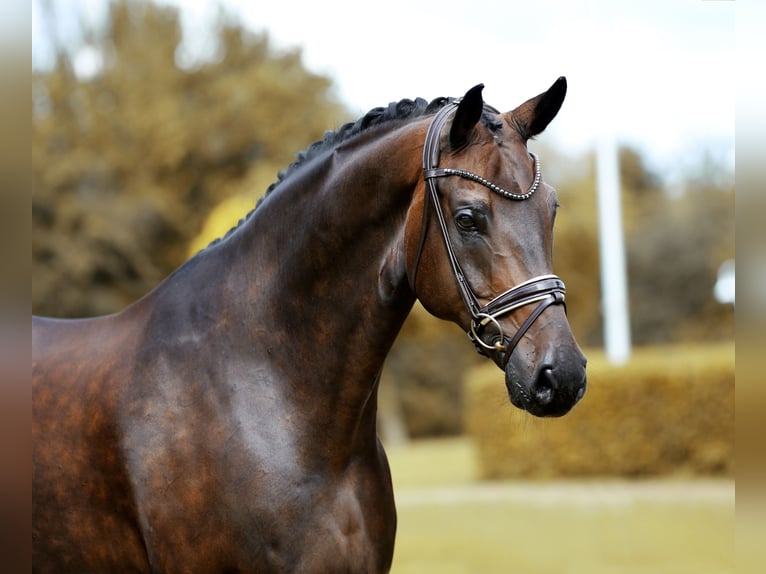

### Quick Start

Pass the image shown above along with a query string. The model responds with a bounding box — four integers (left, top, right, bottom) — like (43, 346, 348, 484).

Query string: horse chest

(136, 461, 396, 573)
(118, 394, 393, 573)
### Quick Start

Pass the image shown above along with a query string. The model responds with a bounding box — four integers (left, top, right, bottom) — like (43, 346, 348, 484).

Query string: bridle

(410, 100, 567, 366)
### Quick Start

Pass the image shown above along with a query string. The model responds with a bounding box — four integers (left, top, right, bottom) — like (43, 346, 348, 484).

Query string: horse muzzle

(467, 274, 586, 417)
(504, 341, 587, 418)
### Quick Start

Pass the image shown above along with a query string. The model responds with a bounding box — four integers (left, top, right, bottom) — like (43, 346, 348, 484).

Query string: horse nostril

(533, 367, 556, 406)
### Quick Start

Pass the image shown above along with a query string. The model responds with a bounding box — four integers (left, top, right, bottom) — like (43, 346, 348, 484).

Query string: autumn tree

(32, 0, 349, 316)
(550, 145, 734, 347)
(625, 153, 734, 343)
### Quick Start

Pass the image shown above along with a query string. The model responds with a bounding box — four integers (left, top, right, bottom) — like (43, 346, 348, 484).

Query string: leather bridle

(409, 100, 567, 366)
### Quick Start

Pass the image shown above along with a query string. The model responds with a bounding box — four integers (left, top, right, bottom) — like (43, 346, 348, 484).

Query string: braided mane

(206, 94, 500, 249)
(257, 97, 450, 206)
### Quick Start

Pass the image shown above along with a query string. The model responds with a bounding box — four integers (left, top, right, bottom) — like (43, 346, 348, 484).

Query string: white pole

(596, 133, 631, 364)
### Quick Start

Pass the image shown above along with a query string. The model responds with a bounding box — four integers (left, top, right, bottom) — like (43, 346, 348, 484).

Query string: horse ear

(509, 76, 567, 140)
(449, 84, 484, 148)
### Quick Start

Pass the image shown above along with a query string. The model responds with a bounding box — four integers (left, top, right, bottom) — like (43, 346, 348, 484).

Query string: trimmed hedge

(465, 343, 734, 478)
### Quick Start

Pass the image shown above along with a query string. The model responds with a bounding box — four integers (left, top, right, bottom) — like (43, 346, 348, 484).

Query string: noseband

(410, 100, 567, 365)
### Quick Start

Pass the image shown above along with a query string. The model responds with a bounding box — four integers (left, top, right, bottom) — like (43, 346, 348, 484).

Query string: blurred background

(32, 0, 734, 572)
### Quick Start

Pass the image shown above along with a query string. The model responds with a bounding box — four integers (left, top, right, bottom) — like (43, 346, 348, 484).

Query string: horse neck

(173, 121, 426, 445)
(250, 125, 423, 356)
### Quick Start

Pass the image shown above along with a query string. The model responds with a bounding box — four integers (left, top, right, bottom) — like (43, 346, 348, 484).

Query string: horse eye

(455, 212, 476, 231)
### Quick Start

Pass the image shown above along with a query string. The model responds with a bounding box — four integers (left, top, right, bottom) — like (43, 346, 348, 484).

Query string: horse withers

(33, 78, 586, 572)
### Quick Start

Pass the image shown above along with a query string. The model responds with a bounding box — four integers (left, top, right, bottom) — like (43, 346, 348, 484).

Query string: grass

(385, 438, 734, 574)
(386, 435, 479, 488)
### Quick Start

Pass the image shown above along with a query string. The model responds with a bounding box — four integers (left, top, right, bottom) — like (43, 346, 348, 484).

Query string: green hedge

(465, 343, 734, 479)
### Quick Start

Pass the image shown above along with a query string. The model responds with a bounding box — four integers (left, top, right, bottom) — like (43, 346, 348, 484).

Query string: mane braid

(253, 96, 446, 208)
(203, 95, 499, 251)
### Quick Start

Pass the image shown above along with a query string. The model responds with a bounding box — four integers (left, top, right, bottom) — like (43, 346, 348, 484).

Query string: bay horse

(32, 78, 587, 573)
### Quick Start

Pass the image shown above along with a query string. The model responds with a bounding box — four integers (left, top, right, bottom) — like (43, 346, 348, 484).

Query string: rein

(411, 101, 567, 365)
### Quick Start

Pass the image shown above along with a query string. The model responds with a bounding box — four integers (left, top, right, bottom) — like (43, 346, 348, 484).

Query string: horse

(32, 78, 587, 573)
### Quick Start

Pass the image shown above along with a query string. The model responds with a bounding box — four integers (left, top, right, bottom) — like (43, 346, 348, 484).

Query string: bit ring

(471, 313, 506, 352)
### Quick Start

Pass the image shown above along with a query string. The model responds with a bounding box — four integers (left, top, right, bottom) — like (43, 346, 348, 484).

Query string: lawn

(385, 438, 734, 574)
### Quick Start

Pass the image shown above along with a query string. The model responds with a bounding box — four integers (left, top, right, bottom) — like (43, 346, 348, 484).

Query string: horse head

(406, 78, 587, 417)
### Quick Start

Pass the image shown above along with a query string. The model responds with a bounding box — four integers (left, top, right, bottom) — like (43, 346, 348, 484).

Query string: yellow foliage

(186, 162, 283, 257)
(32, 0, 349, 317)
(187, 194, 256, 257)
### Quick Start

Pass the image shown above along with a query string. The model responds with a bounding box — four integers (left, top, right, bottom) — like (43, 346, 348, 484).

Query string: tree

(626, 168, 734, 344)
(539, 144, 734, 346)
(32, 0, 349, 317)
